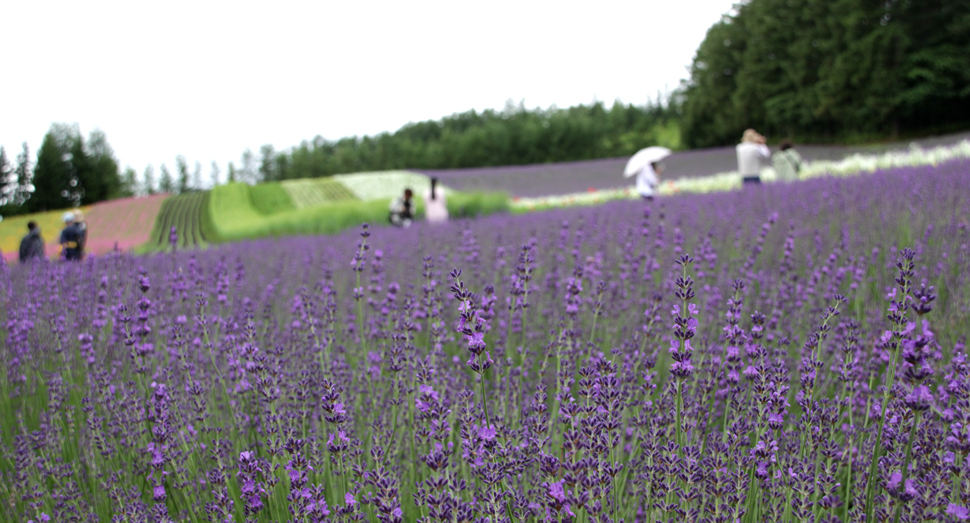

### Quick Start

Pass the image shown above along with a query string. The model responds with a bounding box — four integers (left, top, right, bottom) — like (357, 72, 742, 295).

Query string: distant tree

(143, 165, 156, 195)
(192, 161, 202, 190)
(227, 162, 237, 183)
(79, 129, 122, 204)
(12, 143, 35, 208)
(30, 124, 78, 212)
(258, 144, 277, 182)
(159, 163, 175, 193)
(0, 144, 35, 216)
(0, 147, 13, 205)
(275, 153, 290, 180)
(239, 149, 256, 184)
(210, 161, 221, 187)
(66, 134, 89, 206)
(680, 0, 970, 145)
(121, 167, 137, 197)
(176, 155, 190, 194)
(246, 98, 681, 178)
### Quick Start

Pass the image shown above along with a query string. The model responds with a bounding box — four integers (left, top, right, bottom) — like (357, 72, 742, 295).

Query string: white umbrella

(624, 146, 672, 178)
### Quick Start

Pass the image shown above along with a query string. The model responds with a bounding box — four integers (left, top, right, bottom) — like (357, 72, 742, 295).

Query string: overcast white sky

(1, 0, 733, 182)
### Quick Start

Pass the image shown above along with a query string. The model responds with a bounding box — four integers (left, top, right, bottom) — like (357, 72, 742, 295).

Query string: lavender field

(420, 131, 970, 198)
(2, 159, 970, 523)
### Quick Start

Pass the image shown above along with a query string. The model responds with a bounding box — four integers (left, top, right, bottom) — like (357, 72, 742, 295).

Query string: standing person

(18, 221, 45, 263)
(625, 146, 671, 201)
(635, 161, 664, 201)
(423, 177, 449, 224)
(59, 212, 83, 261)
(737, 129, 771, 185)
(389, 188, 415, 228)
(772, 141, 803, 182)
(73, 209, 88, 259)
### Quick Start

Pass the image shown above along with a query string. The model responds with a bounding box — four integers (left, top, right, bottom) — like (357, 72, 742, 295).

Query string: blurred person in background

(772, 141, 803, 182)
(389, 188, 415, 228)
(636, 161, 664, 201)
(19, 221, 45, 263)
(73, 210, 88, 259)
(423, 177, 449, 224)
(59, 212, 83, 261)
(737, 129, 771, 185)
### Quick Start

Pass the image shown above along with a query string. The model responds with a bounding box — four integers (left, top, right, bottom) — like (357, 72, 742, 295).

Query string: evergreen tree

(143, 165, 156, 195)
(227, 162, 236, 183)
(159, 164, 174, 193)
(210, 161, 221, 187)
(30, 124, 77, 212)
(680, 0, 970, 145)
(80, 129, 122, 203)
(0, 147, 13, 206)
(275, 154, 290, 180)
(121, 167, 137, 197)
(66, 135, 89, 206)
(12, 143, 34, 207)
(176, 155, 190, 194)
(239, 149, 255, 184)
(192, 161, 202, 190)
(258, 144, 277, 182)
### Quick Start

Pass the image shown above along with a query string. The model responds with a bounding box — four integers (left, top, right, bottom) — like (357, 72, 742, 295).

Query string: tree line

(248, 0, 968, 178)
(679, 0, 970, 148)
(253, 99, 682, 181)
(0, 124, 134, 216)
(0, 124, 227, 217)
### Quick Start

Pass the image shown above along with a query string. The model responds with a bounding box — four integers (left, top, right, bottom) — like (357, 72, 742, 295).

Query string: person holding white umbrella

(624, 146, 671, 200)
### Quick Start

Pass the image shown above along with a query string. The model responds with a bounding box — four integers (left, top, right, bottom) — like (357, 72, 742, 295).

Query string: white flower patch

(797, 140, 970, 179)
(332, 171, 436, 201)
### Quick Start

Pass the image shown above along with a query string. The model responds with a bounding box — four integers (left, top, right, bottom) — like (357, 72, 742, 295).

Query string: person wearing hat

(59, 211, 83, 261)
(736, 129, 771, 185)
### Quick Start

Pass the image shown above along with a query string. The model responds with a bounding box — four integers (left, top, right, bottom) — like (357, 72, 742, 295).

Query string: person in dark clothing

(60, 212, 83, 261)
(19, 221, 45, 263)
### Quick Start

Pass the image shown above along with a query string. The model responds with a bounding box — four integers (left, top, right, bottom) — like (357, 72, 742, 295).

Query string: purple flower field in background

(421, 131, 970, 198)
(2, 159, 970, 523)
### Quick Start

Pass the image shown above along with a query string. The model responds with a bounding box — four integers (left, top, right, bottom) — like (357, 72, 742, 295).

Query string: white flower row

(796, 140, 970, 179)
(332, 171, 436, 201)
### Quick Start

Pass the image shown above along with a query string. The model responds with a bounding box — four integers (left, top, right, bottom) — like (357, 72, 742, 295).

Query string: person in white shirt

(736, 129, 771, 185)
(636, 161, 664, 200)
(423, 177, 449, 224)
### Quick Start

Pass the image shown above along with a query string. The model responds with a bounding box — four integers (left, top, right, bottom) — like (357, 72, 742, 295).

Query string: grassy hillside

(205, 181, 509, 243)
(3, 173, 510, 258)
(250, 183, 296, 215)
(145, 192, 210, 251)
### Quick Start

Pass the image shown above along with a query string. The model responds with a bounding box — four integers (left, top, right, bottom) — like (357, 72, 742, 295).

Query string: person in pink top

(423, 177, 449, 224)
